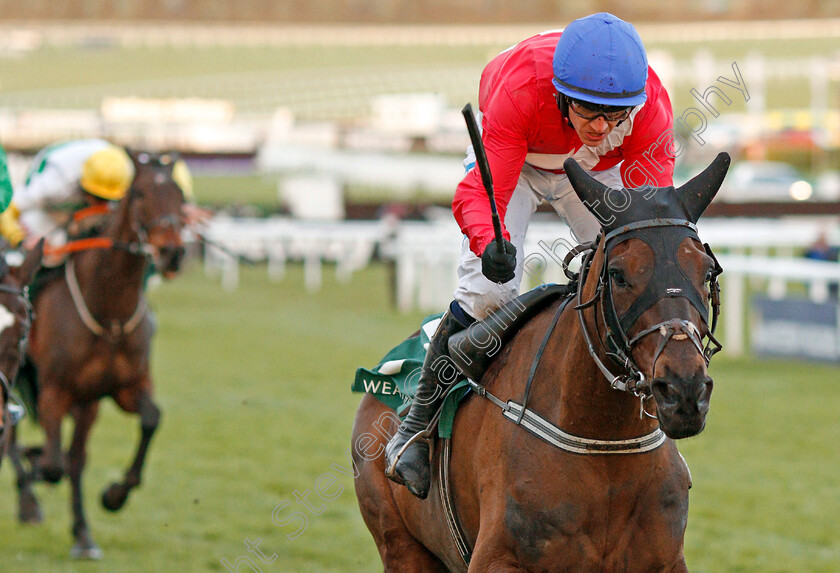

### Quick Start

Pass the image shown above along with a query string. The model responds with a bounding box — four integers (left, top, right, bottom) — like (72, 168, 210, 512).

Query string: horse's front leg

(467, 551, 526, 573)
(7, 425, 43, 523)
(467, 525, 532, 573)
(36, 386, 72, 484)
(67, 402, 102, 560)
(102, 388, 161, 512)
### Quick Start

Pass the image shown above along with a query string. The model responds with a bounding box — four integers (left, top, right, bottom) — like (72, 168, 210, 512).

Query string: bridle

(126, 152, 185, 257)
(60, 154, 184, 340)
(572, 218, 723, 400)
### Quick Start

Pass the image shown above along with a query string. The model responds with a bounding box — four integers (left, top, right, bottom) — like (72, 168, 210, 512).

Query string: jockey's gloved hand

(481, 239, 517, 283)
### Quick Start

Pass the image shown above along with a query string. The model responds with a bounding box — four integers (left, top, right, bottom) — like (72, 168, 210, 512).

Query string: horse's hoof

(18, 496, 43, 524)
(101, 483, 129, 512)
(22, 446, 43, 463)
(70, 542, 103, 560)
(41, 466, 64, 484)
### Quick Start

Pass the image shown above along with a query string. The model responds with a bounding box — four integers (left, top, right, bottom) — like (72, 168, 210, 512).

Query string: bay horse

(352, 153, 730, 572)
(7, 150, 186, 559)
(0, 243, 42, 467)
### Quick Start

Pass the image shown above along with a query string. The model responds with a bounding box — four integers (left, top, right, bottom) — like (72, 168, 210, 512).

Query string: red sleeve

(619, 73, 675, 188)
(452, 90, 531, 257)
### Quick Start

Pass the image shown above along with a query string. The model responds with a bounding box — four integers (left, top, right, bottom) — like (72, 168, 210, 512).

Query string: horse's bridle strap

(603, 219, 698, 245)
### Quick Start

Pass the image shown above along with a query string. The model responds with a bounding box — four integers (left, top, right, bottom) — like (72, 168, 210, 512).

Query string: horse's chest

(74, 349, 142, 392)
(501, 470, 689, 571)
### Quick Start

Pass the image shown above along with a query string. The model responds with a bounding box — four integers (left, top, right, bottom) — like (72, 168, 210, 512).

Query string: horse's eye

(609, 268, 628, 288)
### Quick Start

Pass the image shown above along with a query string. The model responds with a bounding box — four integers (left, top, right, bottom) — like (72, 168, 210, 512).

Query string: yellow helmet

(172, 159, 194, 200)
(80, 145, 134, 200)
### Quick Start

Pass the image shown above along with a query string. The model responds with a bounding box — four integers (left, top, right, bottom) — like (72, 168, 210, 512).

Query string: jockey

(0, 145, 13, 214)
(385, 13, 676, 498)
(0, 139, 203, 259)
(0, 139, 135, 259)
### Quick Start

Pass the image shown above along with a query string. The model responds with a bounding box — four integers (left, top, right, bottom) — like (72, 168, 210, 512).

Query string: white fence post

(723, 271, 746, 357)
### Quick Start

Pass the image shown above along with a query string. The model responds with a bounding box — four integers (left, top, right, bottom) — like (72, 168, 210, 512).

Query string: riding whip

(461, 103, 504, 251)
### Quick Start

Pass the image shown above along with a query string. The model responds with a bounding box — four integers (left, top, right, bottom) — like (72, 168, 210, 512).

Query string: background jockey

(0, 138, 208, 264)
(385, 13, 676, 499)
(0, 145, 13, 214)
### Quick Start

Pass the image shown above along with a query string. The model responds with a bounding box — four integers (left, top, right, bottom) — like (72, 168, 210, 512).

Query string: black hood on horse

(564, 152, 731, 229)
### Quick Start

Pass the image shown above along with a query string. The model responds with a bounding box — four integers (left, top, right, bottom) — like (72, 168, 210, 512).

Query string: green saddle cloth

(352, 313, 470, 439)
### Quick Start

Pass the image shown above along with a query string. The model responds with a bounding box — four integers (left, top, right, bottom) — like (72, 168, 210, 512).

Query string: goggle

(568, 99, 632, 123)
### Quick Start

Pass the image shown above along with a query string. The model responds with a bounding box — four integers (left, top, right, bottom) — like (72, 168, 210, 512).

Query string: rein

(43, 237, 152, 258)
(43, 203, 159, 259)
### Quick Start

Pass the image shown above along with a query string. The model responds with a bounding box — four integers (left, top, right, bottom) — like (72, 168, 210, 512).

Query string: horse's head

(566, 153, 730, 439)
(0, 241, 41, 438)
(125, 150, 186, 279)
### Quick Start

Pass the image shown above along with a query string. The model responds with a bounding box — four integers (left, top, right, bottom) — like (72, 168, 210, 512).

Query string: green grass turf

(0, 262, 837, 571)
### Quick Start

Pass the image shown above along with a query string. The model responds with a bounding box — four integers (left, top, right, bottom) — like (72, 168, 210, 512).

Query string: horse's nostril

(652, 380, 675, 404)
(700, 379, 714, 402)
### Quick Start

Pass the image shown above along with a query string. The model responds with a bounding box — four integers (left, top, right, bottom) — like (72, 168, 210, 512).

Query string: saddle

(448, 283, 573, 382)
(353, 284, 574, 436)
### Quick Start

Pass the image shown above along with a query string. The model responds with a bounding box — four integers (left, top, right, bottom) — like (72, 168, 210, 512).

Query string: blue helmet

(553, 13, 648, 107)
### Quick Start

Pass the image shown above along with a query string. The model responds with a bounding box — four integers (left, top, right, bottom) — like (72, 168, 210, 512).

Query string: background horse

(352, 154, 730, 572)
(7, 150, 186, 559)
(0, 244, 42, 468)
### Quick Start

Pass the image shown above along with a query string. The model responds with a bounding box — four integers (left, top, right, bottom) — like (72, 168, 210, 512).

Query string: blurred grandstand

(0, 10, 837, 360)
(0, 18, 838, 207)
(0, 0, 838, 23)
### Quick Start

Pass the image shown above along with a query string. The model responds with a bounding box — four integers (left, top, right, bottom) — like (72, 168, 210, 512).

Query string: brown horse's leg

(102, 390, 160, 512)
(353, 398, 449, 573)
(357, 467, 451, 573)
(67, 402, 103, 560)
(466, 549, 523, 572)
(7, 425, 43, 523)
(37, 386, 72, 484)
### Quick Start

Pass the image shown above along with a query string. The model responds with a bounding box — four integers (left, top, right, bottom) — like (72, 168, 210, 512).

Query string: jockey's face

(564, 98, 632, 147)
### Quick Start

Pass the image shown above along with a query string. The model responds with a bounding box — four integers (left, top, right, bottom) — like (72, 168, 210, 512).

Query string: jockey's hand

(481, 239, 517, 283)
(181, 203, 214, 228)
(0, 206, 24, 248)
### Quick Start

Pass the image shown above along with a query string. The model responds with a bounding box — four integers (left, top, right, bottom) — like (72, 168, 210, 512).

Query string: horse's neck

(74, 201, 145, 314)
(522, 257, 659, 440)
(542, 309, 657, 439)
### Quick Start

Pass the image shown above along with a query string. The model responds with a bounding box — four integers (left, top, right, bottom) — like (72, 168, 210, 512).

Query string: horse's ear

(677, 152, 731, 223)
(123, 147, 142, 171)
(563, 158, 610, 211)
(12, 238, 44, 286)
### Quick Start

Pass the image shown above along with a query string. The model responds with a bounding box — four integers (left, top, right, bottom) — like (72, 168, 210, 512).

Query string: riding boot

(384, 310, 467, 499)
